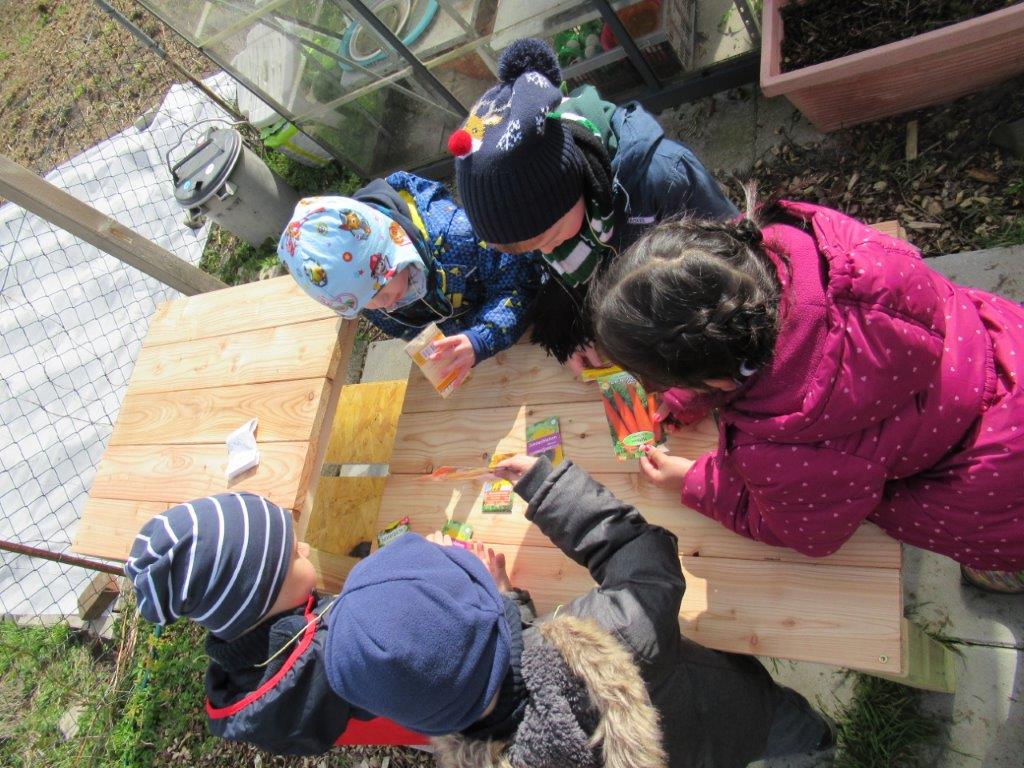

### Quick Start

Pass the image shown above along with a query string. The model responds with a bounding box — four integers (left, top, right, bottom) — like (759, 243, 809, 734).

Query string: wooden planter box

(761, 1, 1024, 132)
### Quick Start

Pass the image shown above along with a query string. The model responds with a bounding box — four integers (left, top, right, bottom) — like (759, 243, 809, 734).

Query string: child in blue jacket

(278, 172, 539, 383)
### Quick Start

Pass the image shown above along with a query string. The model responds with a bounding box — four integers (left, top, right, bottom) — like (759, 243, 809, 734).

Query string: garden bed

(780, 0, 1021, 72)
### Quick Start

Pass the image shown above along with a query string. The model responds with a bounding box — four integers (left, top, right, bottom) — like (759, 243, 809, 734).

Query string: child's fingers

(639, 455, 663, 483)
(431, 336, 462, 351)
(654, 401, 671, 423)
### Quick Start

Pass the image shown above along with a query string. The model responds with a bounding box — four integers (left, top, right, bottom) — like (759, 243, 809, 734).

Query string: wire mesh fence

(0, 0, 230, 619)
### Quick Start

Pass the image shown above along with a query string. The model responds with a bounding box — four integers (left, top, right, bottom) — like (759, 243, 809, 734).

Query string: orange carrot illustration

(612, 389, 639, 434)
(602, 397, 630, 442)
(628, 385, 653, 434)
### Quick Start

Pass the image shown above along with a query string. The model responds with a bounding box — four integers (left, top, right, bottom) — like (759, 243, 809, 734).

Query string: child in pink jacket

(589, 194, 1024, 593)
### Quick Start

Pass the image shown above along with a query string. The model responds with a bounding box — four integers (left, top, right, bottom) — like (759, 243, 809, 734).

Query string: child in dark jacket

(323, 456, 834, 768)
(588, 195, 1024, 593)
(124, 492, 418, 754)
(278, 172, 539, 385)
(449, 38, 737, 372)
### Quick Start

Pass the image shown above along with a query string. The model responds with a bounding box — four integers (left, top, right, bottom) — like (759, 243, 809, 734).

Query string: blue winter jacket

(609, 99, 738, 250)
(357, 172, 539, 363)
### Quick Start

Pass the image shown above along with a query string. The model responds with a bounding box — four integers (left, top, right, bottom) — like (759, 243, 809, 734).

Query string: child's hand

(565, 344, 606, 379)
(430, 334, 476, 386)
(426, 532, 512, 591)
(639, 447, 694, 490)
(493, 454, 539, 483)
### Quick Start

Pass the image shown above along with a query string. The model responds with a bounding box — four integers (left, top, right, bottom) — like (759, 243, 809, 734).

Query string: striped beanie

(125, 492, 294, 642)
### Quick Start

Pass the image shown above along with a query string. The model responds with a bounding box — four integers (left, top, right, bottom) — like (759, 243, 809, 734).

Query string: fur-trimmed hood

(432, 615, 667, 768)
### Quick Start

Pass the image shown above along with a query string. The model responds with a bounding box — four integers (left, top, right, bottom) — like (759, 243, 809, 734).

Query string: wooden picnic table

(73, 239, 955, 692)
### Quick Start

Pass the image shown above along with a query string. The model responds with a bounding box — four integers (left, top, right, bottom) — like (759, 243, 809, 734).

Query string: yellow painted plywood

(305, 477, 387, 557)
(325, 381, 408, 464)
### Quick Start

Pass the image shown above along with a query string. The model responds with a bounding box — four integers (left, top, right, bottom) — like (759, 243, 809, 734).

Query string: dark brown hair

(589, 187, 783, 391)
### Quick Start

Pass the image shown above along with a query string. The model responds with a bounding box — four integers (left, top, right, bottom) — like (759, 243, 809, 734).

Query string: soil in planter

(781, 0, 1023, 72)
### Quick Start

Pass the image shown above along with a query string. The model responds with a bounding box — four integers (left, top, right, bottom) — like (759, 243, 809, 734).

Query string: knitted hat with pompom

(450, 38, 583, 246)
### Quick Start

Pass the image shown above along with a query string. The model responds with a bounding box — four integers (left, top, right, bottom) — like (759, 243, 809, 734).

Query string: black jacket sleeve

(514, 458, 685, 663)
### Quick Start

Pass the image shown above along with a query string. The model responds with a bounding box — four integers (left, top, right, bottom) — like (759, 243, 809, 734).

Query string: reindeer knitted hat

(450, 38, 583, 246)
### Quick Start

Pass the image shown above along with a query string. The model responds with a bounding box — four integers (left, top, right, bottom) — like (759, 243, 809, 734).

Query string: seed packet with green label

(596, 371, 665, 460)
(526, 416, 565, 466)
(377, 516, 411, 549)
(441, 519, 474, 542)
(481, 479, 514, 514)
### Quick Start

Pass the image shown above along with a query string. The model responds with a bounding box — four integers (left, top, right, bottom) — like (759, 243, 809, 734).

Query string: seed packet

(441, 519, 473, 542)
(377, 516, 411, 548)
(404, 322, 464, 398)
(596, 370, 666, 460)
(481, 479, 514, 514)
(526, 416, 565, 466)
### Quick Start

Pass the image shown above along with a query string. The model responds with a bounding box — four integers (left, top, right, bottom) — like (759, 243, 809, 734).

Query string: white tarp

(0, 73, 235, 617)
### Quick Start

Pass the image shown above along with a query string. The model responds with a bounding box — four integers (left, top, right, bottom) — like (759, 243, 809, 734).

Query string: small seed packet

(377, 516, 411, 549)
(596, 370, 666, 460)
(526, 416, 565, 466)
(441, 519, 474, 542)
(404, 322, 464, 398)
(481, 479, 514, 514)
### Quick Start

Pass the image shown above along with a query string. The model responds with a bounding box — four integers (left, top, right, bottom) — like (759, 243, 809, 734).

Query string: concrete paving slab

(928, 245, 1024, 300)
(923, 644, 1023, 768)
(359, 338, 411, 384)
(904, 547, 1024, 649)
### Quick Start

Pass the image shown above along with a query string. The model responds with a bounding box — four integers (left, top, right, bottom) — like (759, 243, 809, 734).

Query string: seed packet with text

(481, 479, 514, 514)
(377, 516, 411, 548)
(404, 322, 464, 398)
(526, 417, 564, 466)
(596, 370, 665, 460)
(441, 519, 473, 542)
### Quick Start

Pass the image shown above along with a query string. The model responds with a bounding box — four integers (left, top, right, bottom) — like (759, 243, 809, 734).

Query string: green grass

(833, 673, 943, 768)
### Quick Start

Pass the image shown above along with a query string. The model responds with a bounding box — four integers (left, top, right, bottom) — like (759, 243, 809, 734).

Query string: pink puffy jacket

(680, 201, 1024, 570)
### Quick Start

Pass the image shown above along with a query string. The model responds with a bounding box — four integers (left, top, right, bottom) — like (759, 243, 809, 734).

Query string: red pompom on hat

(447, 129, 473, 158)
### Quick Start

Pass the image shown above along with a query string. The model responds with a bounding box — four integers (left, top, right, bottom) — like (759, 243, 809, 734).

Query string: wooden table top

(379, 342, 905, 675)
(72, 277, 356, 578)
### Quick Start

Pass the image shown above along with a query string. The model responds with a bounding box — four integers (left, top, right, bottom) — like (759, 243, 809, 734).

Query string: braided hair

(589, 187, 783, 391)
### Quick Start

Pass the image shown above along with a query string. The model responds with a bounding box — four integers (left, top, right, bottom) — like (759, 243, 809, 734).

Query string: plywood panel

(325, 381, 408, 464)
(71, 498, 170, 561)
(377, 472, 901, 569)
(128, 318, 344, 394)
(109, 379, 331, 446)
(305, 477, 386, 557)
(145, 276, 337, 346)
(88, 442, 315, 512)
(389, 402, 719, 475)
(475, 542, 902, 674)
(403, 343, 594, 414)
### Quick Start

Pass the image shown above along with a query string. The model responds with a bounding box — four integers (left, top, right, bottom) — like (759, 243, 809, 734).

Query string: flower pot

(760, 1, 1024, 132)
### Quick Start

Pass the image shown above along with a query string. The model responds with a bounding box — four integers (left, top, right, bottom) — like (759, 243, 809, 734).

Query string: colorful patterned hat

(277, 196, 420, 317)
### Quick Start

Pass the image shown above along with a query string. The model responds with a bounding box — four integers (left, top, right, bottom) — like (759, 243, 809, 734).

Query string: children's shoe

(961, 565, 1024, 594)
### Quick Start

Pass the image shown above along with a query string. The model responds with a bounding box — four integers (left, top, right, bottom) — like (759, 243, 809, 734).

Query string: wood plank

(309, 548, 361, 593)
(403, 343, 594, 414)
(873, 619, 957, 693)
(325, 381, 408, 464)
(72, 498, 170, 561)
(88, 442, 315, 512)
(472, 542, 902, 674)
(872, 219, 907, 241)
(127, 318, 344, 394)
(0, 154, 226, 296)
(78, 573, 121, 621)
(305, 477, 386, 557)
(144, 275, 337, 346)
(389, 402, 719, 475)
(377, 472, 901, 569)
(108, 379, 331, 446)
